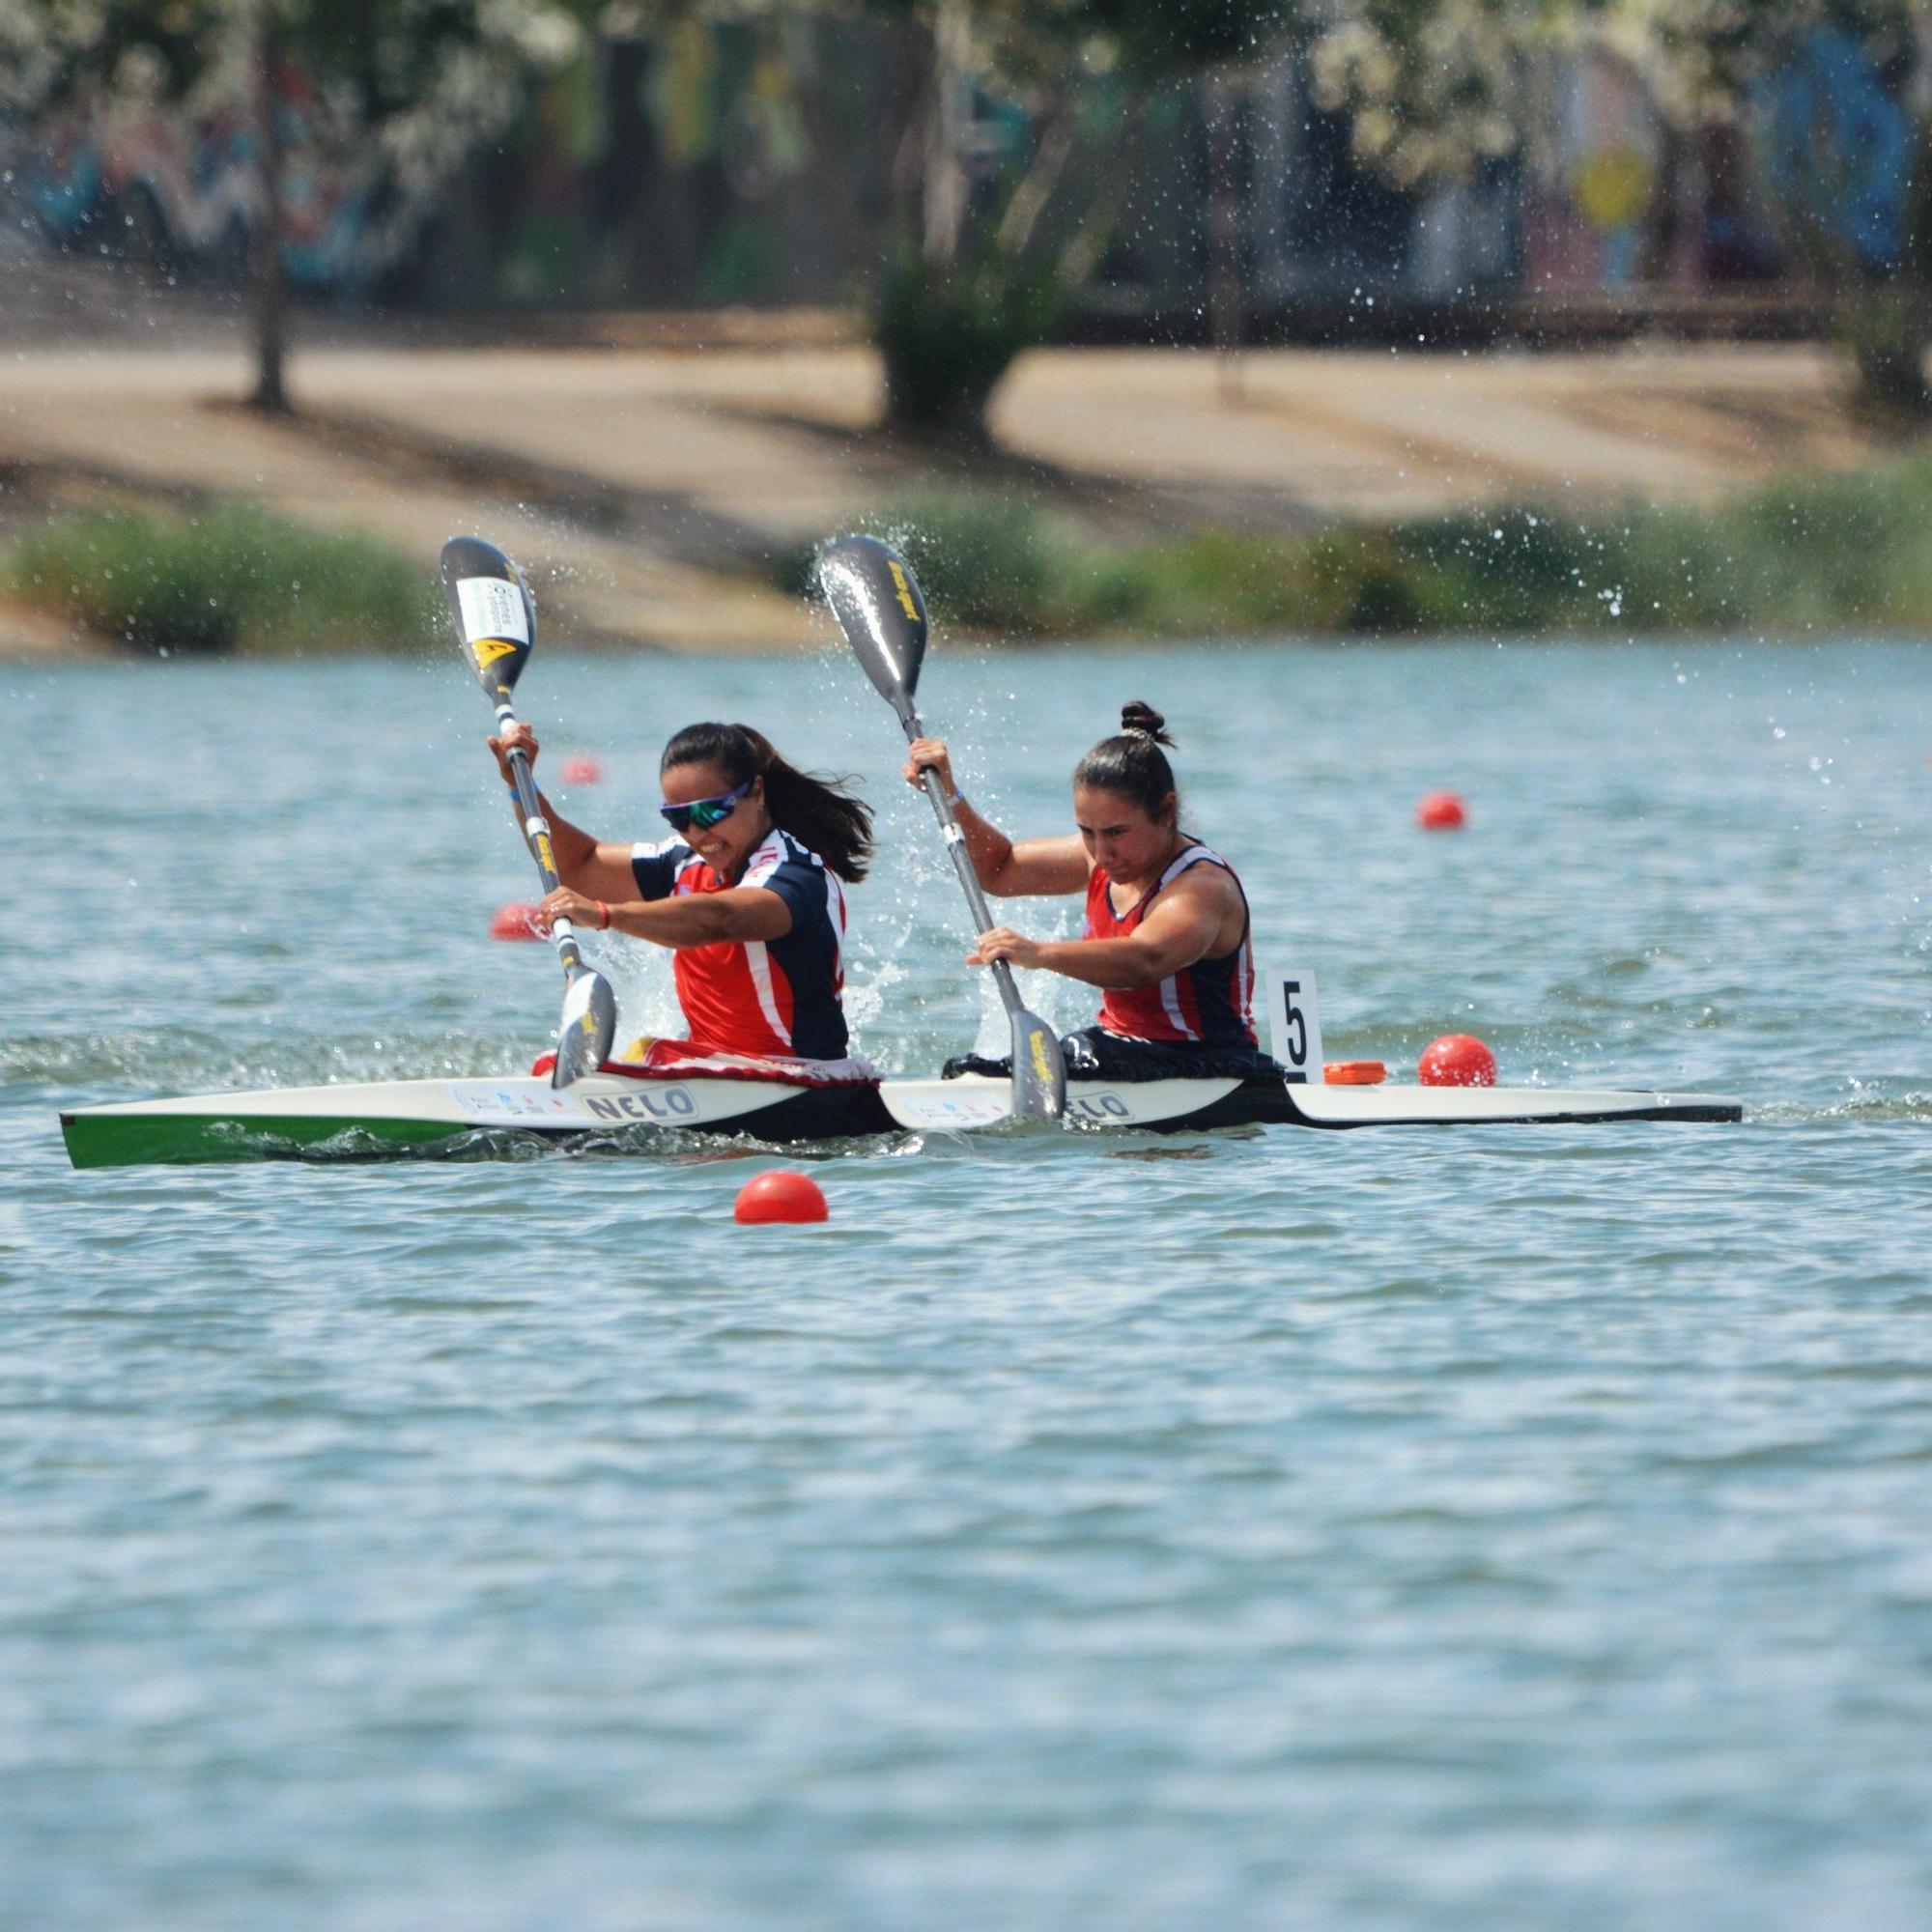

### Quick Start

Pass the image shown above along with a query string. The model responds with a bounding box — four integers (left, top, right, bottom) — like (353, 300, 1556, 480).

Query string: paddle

(816, 534, 1065, 1122)
(440, 535, 617, 1090)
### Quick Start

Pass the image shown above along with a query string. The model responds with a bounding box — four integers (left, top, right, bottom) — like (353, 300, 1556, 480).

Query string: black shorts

(943, 1026, 1285, 1085)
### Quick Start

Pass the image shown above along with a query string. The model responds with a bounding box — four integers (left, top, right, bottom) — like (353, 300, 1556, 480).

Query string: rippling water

(6, 638, 1932, 1930)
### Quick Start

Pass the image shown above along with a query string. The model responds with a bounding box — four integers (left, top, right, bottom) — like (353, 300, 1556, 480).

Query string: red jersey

(1083, 840, 1256, 1047)
(630, 827, 850, 1060)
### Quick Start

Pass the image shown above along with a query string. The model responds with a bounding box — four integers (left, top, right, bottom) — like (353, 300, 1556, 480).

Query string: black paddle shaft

(440, 535, 616, 1088)
(441, 538, 591, 981)
(900, 711, 1028, 1009)
(497, 714, 594, 979)
(815, 532, 1065, 1119)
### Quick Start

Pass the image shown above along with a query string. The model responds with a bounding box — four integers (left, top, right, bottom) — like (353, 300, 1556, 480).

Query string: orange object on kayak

(1323, 1061, 1386, 1085)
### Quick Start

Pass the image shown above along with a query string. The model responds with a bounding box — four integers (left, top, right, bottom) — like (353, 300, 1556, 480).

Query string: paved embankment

(0, 333, 1896, 655)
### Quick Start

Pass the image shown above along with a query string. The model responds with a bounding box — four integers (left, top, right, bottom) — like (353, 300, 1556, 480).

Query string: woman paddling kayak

(493, 720, 875, 1075)
(903, 701, 1278, 1081)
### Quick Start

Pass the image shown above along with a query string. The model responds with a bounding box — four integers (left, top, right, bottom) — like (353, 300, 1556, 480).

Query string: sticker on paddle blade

(552, 969, 617, 1089)
(1264, 969, 1322, 1084)
(456, 576, 530, 650)
(471, 636, 520, 674)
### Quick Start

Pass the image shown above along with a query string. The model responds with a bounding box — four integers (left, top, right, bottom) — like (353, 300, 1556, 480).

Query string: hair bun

(1119, 700, 1177, 749)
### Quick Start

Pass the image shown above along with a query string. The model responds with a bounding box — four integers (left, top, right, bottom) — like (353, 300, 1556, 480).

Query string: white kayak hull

(884, 1074, 1746, 1132)
(60, 1069, 1742, 1169)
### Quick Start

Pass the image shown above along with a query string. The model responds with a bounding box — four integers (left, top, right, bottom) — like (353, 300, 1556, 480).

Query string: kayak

(60, 1070, 1744, 1169)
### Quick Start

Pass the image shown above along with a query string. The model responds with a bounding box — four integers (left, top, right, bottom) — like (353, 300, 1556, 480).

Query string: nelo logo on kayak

(582, 1088, 700, 1122)
(1066, 1092, 1133, 1121)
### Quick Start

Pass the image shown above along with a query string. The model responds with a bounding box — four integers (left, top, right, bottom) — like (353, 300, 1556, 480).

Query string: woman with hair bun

(903, 701, 1274, 1079)
(492, 718, 873, 1072)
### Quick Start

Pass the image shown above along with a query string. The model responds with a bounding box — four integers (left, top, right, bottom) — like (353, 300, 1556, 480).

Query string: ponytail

(660, 721, 874, 882)
(1072, 700, 1179, 822)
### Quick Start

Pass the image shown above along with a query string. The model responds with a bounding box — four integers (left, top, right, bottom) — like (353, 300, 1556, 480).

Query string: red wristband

(596, 901, 611, 930)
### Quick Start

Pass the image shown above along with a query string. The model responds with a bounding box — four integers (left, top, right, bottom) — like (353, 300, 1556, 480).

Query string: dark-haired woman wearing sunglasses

(490, 720, 873, 1071)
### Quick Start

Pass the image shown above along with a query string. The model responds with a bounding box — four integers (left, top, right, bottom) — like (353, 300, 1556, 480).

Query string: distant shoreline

(3, 336, 1929, 660)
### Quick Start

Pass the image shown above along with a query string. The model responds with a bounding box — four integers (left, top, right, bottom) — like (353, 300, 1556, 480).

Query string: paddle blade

(816, 535, 927, 719)
(441, 536, 536, 696)
(553, 967, 618, 1090)
(1009, 1008, 1066, 1122)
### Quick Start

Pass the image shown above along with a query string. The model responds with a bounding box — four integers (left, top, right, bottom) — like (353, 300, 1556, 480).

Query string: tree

(1305, 0, 1932, 418)
(0, 0, 584, 412)
(1640, 1, 1931, 417)
(854, 0, 1300, 441)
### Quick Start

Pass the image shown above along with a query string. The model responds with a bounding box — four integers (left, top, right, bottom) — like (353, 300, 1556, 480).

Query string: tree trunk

(794, 62, 875, 277)
(1635, 123, 1683, 284)
(921, 2, 972, 268)
(248, 2, 288, 413)
(995, 85, 1073, 259)
(1059, 94, 1150, 286)
(1845, 274, 1932, 423)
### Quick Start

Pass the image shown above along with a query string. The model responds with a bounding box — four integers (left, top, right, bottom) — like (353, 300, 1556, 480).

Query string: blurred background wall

(7, 9, 1908, 341)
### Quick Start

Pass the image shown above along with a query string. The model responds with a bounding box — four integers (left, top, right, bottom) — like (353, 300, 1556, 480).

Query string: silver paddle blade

(1010, 1008, 1066, 1122)
(553, 969, 618, 1090)
(816, 535, 927, 719)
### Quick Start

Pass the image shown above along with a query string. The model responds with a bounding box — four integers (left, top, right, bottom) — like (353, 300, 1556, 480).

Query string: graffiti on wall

(22, 67, 419, 294)
(1523, 25, 1916, 294)
(1754, 25, 1911, 272)
(23, 18, 1915, 315)
(484, 15, 839, 306)
(1521, 49, 1665, 291)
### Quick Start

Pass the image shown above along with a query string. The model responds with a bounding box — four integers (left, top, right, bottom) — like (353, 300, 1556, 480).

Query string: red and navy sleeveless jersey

(631, 826, 851, 1060)
(1083, 840, 1257, 1047)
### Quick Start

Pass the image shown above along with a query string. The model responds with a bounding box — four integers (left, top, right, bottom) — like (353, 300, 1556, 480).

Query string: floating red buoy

(734, 1170, 829, 1225)
(1416, 789, 1466, 831)
(559, 754, 603, 786)
(1419, 1035, 1497, 1087)
(490, 902, 542, 941)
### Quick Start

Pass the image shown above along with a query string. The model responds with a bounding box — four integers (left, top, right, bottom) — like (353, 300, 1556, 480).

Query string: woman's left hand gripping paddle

(440, 536, 616, 1089)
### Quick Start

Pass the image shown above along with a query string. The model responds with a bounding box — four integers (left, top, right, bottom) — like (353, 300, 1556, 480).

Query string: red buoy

(560, 754, 604, 786)
(490, 902, 542, 941)
(1418, 1035, 1497, 1087)
(734, 1171, 829, 1224)
(1416, 789, 1466, 831)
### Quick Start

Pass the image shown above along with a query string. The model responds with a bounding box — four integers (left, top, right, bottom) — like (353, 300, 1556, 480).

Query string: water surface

(5, 637, 1931, 1930)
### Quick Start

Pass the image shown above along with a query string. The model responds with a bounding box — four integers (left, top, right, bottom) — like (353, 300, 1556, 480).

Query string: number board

(1264, 969, 1322, 1084)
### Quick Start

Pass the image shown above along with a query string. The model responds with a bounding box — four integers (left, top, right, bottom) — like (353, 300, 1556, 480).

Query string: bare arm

(954, 806, 1090, 897)
(970, 866, 1239, 987)
(903, 737, 1090, 896)
(490, 725, 639, 903)
(537, 886, 792, 950)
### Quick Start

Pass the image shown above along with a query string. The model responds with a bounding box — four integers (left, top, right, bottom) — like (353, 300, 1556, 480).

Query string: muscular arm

(952, 801, 1091, 897)
(902, 740, 1088, 895)
(973, 866, 1241, 987)
(510, 787, 639, 904)
(604, 886, 792, 950)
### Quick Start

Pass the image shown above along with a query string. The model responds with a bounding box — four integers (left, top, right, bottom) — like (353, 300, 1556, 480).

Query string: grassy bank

(779, 456, 1932, 639)
(1, 505, 434, 653)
